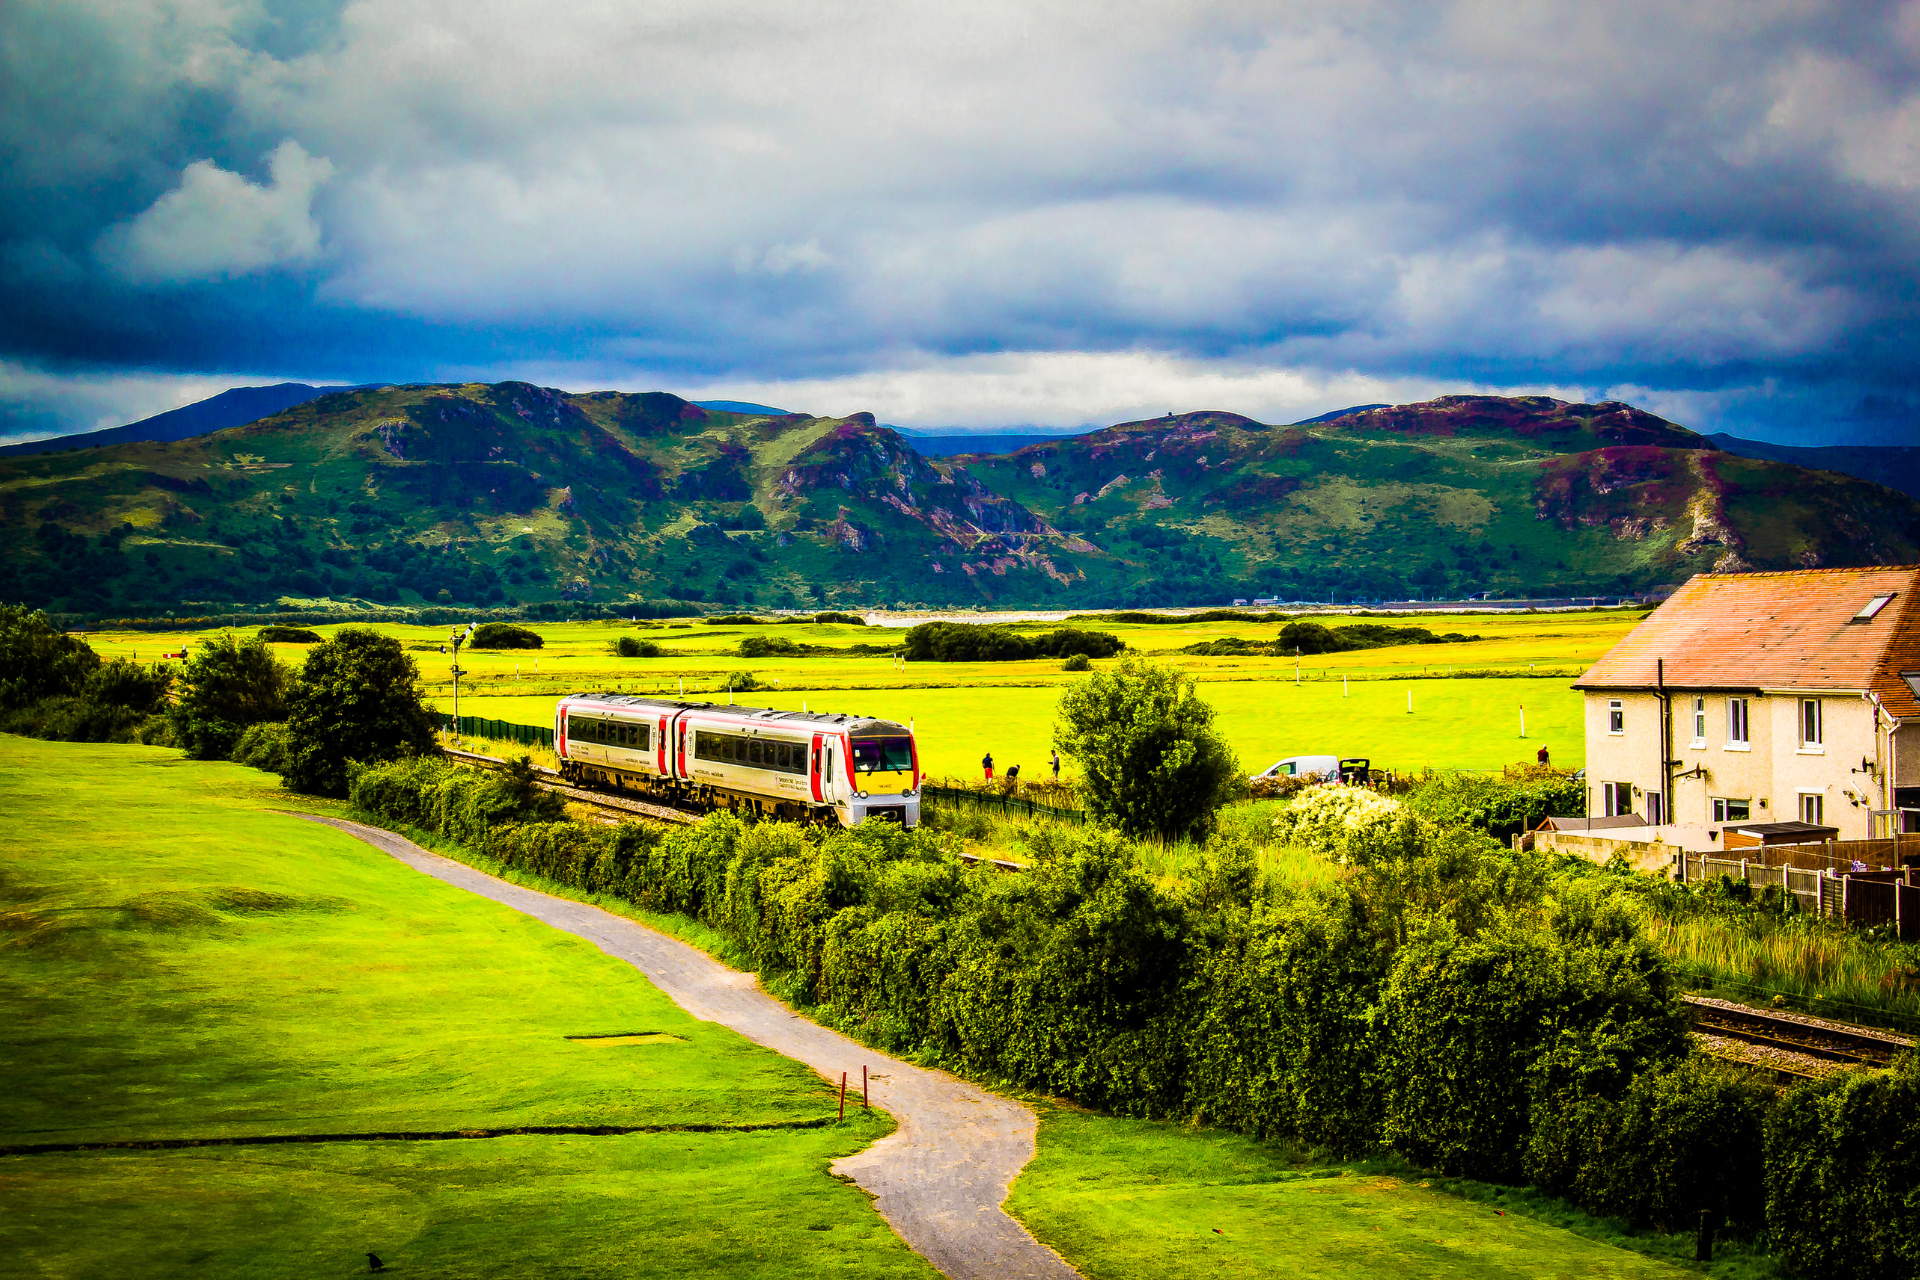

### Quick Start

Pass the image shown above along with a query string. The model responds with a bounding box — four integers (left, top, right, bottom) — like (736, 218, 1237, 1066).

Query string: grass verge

(1007, 1101, 1786, 1280)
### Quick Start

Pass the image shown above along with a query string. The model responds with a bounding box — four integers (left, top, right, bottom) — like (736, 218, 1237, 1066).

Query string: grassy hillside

(4, 385, 1916, 617)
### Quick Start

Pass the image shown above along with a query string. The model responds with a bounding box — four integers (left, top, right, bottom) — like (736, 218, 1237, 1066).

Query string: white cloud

(659, 349, 1596, 430)
(97, 139, 334, 283)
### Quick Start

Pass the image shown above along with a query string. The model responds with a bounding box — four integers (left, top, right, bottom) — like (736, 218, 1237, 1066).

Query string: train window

(852, 737, 914, 772)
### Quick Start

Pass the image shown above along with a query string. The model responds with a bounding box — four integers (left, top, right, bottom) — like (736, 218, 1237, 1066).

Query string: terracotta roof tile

(1574, 566, 1920, 717)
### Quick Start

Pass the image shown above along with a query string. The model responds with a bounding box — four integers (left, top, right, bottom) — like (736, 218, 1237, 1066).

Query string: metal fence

(444, 714, 554, 749)
(920, 783, 1087, 826)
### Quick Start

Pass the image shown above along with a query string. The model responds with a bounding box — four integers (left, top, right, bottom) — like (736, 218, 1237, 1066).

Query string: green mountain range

(3, 383, 1916, 617)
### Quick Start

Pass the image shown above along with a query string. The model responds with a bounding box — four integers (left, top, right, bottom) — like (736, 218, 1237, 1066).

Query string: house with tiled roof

(1573, 567, 1920, 840)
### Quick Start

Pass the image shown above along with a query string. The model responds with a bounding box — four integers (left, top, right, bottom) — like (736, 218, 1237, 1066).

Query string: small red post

(838, 1071, 847, 1121)
(863, 1064, 869, 1110)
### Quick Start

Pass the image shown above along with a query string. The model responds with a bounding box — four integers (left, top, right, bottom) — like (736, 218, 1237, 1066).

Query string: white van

(1252, 754, 1341, 784)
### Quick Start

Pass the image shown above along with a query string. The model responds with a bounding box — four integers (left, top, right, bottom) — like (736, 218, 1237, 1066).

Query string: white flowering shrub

(1272, 784, 1418, 863)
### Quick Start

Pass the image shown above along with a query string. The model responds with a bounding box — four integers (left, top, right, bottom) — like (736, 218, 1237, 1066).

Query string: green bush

(738, 635, 802, 658)
(230, 721, 292, 774)
(902, 622, 1124, 662)
(256, 626, 324, 643)
(468, 622, 543, 649)
(1402, 765, 1585, 839)
(1765, 1063, 1920, 1279)
(1372, 918, 1686, 1181)
(168, 632, 286, 760)
(0, 604, 100, 709)
(1526, 1057, 1771, 1231)
(1061, 653, 1092, 672)
(282, 627, 439, 796)
(1053, 654, 1240, 842)
(610, 635, 662, 657)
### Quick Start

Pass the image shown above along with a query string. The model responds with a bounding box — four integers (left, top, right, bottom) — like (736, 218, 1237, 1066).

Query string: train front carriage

(554, 693, 920, 828)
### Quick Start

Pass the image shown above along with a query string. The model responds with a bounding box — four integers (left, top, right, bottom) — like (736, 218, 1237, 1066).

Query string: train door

(656, 715, 668, 776)
(557, 705, 569, 757)
(677, 715, 690, 780)
(809, 732, 824, 802)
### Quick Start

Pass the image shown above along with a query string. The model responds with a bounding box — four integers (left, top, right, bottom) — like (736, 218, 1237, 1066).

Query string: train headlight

(856, 789, 869, 799)
(901, 789, 915, 798)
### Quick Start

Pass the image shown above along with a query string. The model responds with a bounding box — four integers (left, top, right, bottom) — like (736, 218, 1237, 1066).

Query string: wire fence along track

(1682, 995, 1911, 1071)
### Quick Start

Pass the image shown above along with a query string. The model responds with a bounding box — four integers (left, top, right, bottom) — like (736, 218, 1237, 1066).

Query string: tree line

(0, 604, 438, 796)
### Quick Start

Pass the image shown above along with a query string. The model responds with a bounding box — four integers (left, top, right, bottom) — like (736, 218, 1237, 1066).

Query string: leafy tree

(1052, 653, 1239, 841)
(169, 632, 287, 759)
(282, 627, 439, 796)
(0, 604, 100, 709)
(610, 635, 662, 657)
(81, 658, 173, 715)
(468, 622, 543, 649)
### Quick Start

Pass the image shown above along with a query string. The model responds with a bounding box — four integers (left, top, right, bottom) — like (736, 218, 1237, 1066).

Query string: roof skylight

(1854, 593, 1897, 622)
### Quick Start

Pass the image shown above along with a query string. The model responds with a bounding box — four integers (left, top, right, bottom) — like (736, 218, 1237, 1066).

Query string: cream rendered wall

(1762, 693, 1878, 840)
(1587, 690, 1887, 837)
(1583, 691, 1664, 818)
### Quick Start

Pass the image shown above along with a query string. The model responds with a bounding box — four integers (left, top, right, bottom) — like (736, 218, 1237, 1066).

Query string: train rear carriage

(554, 693, 920, 828)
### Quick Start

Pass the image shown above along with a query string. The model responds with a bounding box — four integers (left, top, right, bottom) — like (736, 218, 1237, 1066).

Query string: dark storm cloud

(5, 0, 1920, 441)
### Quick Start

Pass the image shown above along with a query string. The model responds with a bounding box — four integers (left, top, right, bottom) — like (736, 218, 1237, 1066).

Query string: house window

(1713, 797, 1752, 823)
(1691, 697, 1706, 745)
(1608, 700, 1625, 735)
(1727, 697, 1750, 747)
(1603, 782, 1632, 816)
(1801, 793, 1824, 825)
(1648, 792, 1664, 825)
(1800, 699, 1822, 748)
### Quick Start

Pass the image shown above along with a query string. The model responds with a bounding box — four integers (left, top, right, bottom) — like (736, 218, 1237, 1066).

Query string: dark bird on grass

(367, 1253, 385, 1272)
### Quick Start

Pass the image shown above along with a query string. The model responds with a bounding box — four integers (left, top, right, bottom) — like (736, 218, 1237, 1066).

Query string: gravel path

(300, 815, 1079, 1280)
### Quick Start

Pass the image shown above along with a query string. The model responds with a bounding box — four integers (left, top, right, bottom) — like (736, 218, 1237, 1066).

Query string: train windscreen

(851, 736, 914, 773)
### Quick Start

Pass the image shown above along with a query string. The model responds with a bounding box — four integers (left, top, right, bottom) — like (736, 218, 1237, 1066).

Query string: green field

(71, 609, 1623, 777)
(0, 737, 931, 1279)
(1008, 1104, 1715, 1280)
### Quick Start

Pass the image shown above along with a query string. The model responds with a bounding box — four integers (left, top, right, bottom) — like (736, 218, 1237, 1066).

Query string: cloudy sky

(5, 0, 1920, 444)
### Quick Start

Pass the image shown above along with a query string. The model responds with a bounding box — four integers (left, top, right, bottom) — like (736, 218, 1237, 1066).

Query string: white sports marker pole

(1343, 675, 1348, 697)
(1407, 689, 1413, 714)
(1520, 705, 1526, 738)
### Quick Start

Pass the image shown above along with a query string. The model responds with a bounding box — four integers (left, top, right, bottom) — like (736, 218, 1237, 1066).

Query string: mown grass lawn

(0, 736, 934, 1280)
(1007, 1104, 1756, 1280)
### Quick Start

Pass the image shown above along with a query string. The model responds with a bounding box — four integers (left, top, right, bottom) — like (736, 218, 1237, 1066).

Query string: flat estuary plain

(73, 608, 1632, 778)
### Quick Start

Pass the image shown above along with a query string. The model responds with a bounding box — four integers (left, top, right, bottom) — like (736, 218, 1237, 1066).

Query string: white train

(554, 694, 922, 828)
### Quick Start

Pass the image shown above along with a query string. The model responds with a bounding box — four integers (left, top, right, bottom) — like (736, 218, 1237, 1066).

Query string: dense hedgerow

(349, 756, 1920, 1276)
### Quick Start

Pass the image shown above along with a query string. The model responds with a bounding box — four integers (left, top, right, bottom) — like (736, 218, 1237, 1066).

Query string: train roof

(557, 692, 908, 735)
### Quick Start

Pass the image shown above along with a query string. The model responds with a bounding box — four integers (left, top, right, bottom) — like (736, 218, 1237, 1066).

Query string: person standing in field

(1050, 748, 1060, 781)
(982, 751, 994, 782)
(1537, 744, 1550, 767)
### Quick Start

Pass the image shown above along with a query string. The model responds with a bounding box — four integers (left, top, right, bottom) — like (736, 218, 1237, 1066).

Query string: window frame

(1713, 797, 1752, 824)
(1800, 792, 1825, 826)
(1727, 697, 1750, 749)
(1691, 696, 1706, 747)
(1799, 698, 1823, 751)
(1608, 699, 1625, 736)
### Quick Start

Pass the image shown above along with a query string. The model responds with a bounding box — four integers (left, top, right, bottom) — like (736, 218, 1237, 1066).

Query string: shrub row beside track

(351, 754, 1920, 1279)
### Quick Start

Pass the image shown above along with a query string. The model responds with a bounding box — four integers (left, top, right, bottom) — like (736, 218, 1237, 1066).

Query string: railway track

(1684, 995, 1912, 1073)
(439, 745, 1025, 871)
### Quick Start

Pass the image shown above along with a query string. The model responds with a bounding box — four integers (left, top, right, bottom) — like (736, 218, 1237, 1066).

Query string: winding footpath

(299, 816, 1079, 1280)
